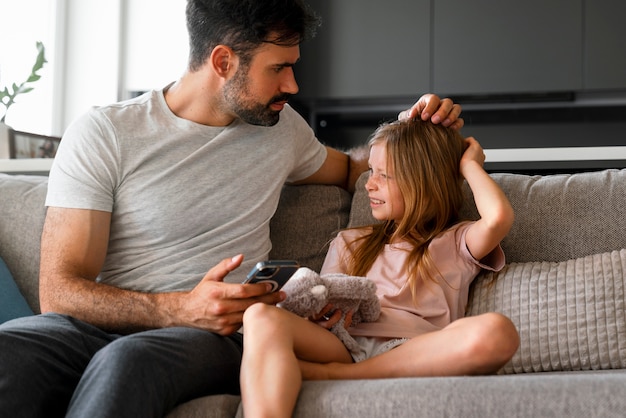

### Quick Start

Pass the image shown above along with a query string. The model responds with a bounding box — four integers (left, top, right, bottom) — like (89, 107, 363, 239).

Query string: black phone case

(243, 260, 300, 292)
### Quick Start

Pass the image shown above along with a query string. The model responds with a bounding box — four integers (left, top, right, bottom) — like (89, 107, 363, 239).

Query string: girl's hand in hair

(460, 137, 485, 174)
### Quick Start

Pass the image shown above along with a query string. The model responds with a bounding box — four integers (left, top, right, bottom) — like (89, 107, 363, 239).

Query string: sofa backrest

(0, 174, 48, 312)
(349, 169, 626, 263)
(4, 168, 626, 314)
(0, 174, 353, 313)
(269, 184, 352, 272)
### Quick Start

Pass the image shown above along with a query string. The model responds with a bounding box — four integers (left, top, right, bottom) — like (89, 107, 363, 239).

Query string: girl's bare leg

(240, 303, 352, 418)
(301, 312, 519, 380)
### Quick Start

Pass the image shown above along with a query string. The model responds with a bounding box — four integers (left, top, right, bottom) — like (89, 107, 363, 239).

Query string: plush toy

(279, 267, 381, 355)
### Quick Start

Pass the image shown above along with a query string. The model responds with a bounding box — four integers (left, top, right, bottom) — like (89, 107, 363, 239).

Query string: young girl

(240, 118, 519, 418)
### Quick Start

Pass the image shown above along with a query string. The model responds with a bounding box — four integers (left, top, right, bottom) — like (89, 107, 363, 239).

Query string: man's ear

(210, 45, 237, 78)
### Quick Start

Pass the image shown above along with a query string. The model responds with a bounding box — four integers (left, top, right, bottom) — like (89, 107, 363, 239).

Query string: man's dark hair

(186, 0, 320, 71)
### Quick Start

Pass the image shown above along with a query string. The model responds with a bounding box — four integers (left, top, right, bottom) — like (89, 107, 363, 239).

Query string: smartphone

(243, 260, 300, 292)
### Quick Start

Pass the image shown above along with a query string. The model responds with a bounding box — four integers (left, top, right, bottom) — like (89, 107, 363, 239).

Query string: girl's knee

(486, 313, 519, 351)
(472, 312, 520, 365)
(243, 302, 283, 330)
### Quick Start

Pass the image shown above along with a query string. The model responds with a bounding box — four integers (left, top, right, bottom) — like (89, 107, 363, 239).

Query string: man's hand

(398, 93, 464, 130)
(177, 254, 286, 335)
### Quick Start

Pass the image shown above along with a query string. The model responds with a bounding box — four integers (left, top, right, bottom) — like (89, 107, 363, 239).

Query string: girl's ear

(210, 45, 236, 78)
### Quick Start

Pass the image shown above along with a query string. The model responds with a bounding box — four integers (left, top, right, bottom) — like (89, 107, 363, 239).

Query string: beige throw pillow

(467, 249, 626, 374)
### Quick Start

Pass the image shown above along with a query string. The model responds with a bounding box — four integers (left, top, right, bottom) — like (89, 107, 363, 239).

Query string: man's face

(223, 42, 300, 126)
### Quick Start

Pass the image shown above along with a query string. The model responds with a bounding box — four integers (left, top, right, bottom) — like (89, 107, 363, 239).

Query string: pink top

(320, 222, 505, 339)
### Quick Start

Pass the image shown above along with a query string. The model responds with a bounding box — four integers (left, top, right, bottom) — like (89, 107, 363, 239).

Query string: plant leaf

(1, 41, 47, 119)
(17, 87, 34, 95)
(32, 41, 47, 73)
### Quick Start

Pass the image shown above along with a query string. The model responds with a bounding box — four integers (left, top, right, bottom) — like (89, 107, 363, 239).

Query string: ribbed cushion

(467, 249, 626, 374)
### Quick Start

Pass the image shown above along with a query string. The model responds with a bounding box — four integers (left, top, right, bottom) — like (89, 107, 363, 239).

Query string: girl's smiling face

(365, 142, 405, 223)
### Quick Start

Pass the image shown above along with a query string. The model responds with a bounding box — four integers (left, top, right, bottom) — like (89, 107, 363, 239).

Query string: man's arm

(39, 207, 284, 335)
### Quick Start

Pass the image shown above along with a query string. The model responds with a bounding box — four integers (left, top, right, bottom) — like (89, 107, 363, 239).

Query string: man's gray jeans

(0, 313, 244, 417)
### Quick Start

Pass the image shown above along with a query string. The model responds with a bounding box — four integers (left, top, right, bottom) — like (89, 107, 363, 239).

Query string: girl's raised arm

(460, 137, 515, 261)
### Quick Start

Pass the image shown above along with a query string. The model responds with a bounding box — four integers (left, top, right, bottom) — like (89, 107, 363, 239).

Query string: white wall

(60, 0, 122, 131)
(60, 0, 188, 129)
(1, 0, 189, 136)
(0, 0, 57, 135)
(123, 0, 188, 94)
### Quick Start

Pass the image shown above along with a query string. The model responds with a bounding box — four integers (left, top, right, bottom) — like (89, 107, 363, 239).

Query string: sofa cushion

(270, 184, 352, 273)
(467, 248, 626, 374)
(289, 372, 626, 418)
(460, 169, 626, 263)
(0, 174, 48, 313)
(0, 256, 34, 323)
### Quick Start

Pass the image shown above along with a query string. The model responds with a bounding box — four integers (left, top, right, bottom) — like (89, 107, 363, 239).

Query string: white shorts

(351, 336, 408, 363)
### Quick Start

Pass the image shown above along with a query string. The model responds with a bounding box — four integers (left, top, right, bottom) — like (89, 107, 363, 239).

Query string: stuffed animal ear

(310, 284, 327, 298)
(281, 267, 322, 294)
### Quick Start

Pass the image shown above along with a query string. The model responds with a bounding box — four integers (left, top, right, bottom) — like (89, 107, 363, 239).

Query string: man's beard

(223, 70, 290, 127)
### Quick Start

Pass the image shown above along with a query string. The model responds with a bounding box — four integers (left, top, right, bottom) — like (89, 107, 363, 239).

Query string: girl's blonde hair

(346, 118, 467, 300)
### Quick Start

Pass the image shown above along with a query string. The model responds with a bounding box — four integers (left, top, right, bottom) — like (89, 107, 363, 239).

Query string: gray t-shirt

(46, 88, 327, 292)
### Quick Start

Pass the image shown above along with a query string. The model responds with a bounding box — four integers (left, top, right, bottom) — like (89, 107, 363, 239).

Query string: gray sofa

(2, 168, 626, 417)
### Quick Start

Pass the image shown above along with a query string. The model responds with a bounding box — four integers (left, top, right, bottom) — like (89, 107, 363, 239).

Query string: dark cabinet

(432, 0, 583, 95)
(584, 0, 626, 90)
(297, 0, 430, 99)
(300, 0, 626, 98)
(295, 0, 626, 164)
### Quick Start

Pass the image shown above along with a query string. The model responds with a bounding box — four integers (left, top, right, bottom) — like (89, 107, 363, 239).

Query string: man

(0, 1, 463, 417)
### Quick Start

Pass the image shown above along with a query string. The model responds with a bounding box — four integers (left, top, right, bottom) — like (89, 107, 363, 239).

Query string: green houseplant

(0, 41, 47, 123)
